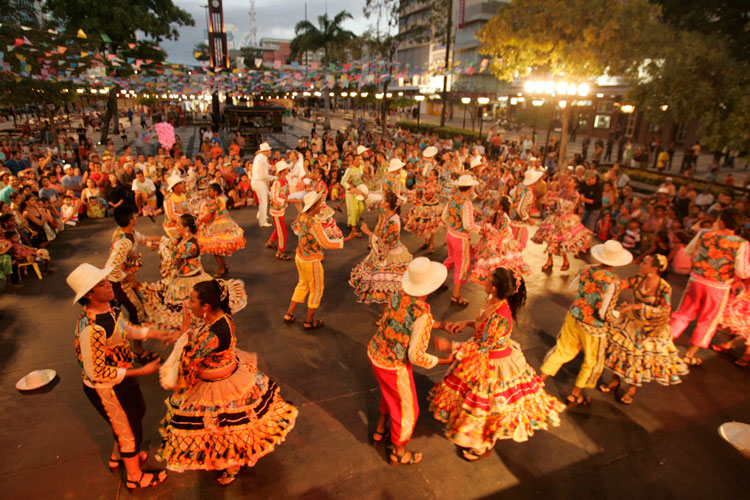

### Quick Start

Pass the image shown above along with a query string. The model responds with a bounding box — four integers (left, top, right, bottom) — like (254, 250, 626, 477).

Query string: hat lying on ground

(719, 422, 750, 459)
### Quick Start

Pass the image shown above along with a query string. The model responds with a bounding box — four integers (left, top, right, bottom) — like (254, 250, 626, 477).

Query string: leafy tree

(478, 0, 663, 162)
(239, 46, 263, 68)
(43, 0, 193, 143)
(194, 42, 210, 62)
(290, 10, 356, 129)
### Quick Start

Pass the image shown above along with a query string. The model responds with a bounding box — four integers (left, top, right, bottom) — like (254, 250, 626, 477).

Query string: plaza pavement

(1, 194, 750, 499)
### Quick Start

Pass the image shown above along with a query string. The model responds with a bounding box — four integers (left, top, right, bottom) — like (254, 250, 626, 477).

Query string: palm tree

(290, 11, 356, 129)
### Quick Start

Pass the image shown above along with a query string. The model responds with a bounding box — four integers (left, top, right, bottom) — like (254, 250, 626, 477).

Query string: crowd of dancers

(65, 129, 750, 490)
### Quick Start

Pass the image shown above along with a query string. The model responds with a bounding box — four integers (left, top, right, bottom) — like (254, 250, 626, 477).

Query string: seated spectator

(131, 169, 157, 216)
(61, 195, 79, 226)
(60, 165, 83, 193)
(622, 219, 642, 254)
(595, 211, 613, 241)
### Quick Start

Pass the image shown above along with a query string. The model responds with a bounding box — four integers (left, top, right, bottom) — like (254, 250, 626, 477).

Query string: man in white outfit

(252, 142, 275, 227)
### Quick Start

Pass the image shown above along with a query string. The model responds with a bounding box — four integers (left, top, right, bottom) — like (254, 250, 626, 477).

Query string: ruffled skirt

(470, 242, 531, 286)
(429, 342, 564, 453)
(532, 213, 593, 255)
(198, 216, 246, 256)
(603, 319, 688, 386)
(349, 244, 412, 304)
(156, 350, 298, 471)
(404, 202, 442, 237)
(720, 287, 750, 338)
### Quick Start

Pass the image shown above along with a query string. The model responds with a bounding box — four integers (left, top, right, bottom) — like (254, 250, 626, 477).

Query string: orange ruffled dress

(197, 197, 246, 256)
(157, 314, 297, 471)
(430, 300, 564, 453)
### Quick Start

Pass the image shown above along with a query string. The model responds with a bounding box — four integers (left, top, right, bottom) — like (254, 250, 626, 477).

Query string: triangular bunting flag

(77, 29, 87, 39)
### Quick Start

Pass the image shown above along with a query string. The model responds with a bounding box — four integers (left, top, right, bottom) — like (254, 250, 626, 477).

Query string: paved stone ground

(2, 192, 750, 499)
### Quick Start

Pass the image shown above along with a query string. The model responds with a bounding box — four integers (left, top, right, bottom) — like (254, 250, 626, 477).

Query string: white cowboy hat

(16, 369, 56, 391)
(388, 158, 406, 172)
(302, 191, 322, 213)
(470, 156, 484, 169)
(402, 257, 448, 297)
(355, 184, 370, 201)
(274, 160, 290, 173)
(591, 240, 633, 267)
(67, 263, 114, 304)
(63, 164, 72, 171)
(423, 146, 438, 158)
(454, 174, 479, 187)
(259, 142, 271, 152)
(356, 145, 370, 155)
(166, 172, 184, 190)
(719, 422, 750, 458)
(656, 186, 670, 194)
(523, 169, 544, 186)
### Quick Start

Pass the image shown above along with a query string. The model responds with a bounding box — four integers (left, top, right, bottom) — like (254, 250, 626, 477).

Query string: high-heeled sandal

(541, 261, 553, 272)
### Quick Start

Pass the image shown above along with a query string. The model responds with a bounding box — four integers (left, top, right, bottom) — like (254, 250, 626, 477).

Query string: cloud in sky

(159, 0, 376, 65)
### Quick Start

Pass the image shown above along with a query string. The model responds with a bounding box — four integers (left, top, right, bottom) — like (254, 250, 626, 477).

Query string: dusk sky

(160, 0, 375, 65)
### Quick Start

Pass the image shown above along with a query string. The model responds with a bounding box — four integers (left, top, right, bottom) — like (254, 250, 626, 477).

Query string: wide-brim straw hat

(0, 239, 11, 255)
(402, 257, 448, 297)
(719, 422, 750, 457)
(423, 146, 438, 158)
(523, 169, 544, 186)
(275, 160, 290, 173)
(67, 263, 114, 304)
(166, 172, 184, 190)
(454, 174, 479, 187)
(302, 191, 322, 212)
(470, 156, 483, 168)
(591, 240, 633, 267)
(388, 158, 406, 172)
(356, 145, 370, 155)
(259, 142, 271, 152)
(355, 184, 370, 201)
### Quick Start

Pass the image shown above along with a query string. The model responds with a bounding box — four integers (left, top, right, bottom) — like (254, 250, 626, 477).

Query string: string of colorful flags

(0, 24, 492, 97)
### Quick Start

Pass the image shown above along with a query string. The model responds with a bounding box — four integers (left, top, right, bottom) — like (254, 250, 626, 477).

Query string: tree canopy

(290, 11, 356, 64)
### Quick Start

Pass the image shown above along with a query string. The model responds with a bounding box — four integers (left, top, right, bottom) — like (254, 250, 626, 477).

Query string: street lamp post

(415, 94, 425, 128)
(477, 97, 489, 138)
(461, 97, 471, 129)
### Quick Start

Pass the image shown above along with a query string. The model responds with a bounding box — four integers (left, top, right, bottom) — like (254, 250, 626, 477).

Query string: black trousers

(83, 377, 146, 458)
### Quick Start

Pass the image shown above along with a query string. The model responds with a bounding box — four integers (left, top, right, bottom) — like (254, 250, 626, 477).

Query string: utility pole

(440, 0, 452, 128)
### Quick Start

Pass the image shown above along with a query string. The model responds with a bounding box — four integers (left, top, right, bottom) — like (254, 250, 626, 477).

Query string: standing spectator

(580, 170, 603, 230)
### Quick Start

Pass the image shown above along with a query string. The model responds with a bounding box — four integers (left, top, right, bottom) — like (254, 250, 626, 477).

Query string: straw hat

(259, 142, 271, 152)
(423, 146, 438, 158)
(16, 369, 56, 391)
(591, 240, 633, 267)
(470, 156, 484, 169)
(274, 160, 290, 173)
(356, 145, 370, 155)
(719, 422, 750, 458)
(454, 174, 479, 187)
(166, 172, 184, 190)
(302, 191, 322, 213)
(63, 164, 72, 171)
(0, 239, 11, 255)
(402, 257, 448, 297)
(66, 263, 114, 304)
(388, 158, 406, 172)
(656, 186, 669, 194)
(355, 184, 369, 201)
(523, 168, 544, 186)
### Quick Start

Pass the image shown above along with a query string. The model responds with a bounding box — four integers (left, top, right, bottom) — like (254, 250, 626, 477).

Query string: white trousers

(251, 180, 270, 225)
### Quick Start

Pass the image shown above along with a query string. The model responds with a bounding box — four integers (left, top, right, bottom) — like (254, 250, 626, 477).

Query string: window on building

(594, 114, 611, 129)
(597, 100, 614, 113)
(624, 113, 637, 138)
(675, 122, 688, 144)
(576, 113, 588, 129)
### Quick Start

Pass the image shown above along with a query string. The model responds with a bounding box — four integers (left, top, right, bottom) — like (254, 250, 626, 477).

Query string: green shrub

(396, 121, 484, 143)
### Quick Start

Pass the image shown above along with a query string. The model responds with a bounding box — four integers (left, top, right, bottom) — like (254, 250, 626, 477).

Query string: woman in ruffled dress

(533, 176, 593, 272)
(404, 168, 442, 253)
(157, 280, 298, 485)
(197, 183, 246, 277)
(711, 278, 750, 367)
(350, 192, 413, 312)
(470, 198, 532, 286)
(599, 254, 688, 404)
(430, 267, 565, 461)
